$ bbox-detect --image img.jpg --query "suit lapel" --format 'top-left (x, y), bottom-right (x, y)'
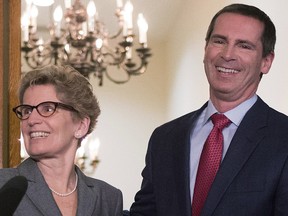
top-left (172, 104), bottom-right (208, 215)
top-left (201, 98), bottom-right (269, 216)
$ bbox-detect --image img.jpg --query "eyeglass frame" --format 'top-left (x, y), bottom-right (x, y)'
top-left (12, 101), bottom-right (78, 120)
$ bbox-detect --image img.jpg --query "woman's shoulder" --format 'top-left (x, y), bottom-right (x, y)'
top-left (0, 168), bottom-right (19, 186)
top-left (76, 167), bottom-right (122, 196)
top-left (86, 176), bottom-right (121, 194)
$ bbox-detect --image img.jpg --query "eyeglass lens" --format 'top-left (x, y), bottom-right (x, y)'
top-left (13, 101), bottom-right (77, 120)
top-left (14, 102), bottom-right (58, 120)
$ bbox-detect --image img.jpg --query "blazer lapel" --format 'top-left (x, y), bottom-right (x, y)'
top-left (201, 98), bottom-right (269, 216)
top-left (76, 167), bottom-right (98, 215)
top-left (18, 158), bottom-right (62, 215)
top-left (18, 159), bottom-right (98, 215)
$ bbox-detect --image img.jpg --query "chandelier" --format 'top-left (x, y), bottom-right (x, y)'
top-left (21, 0), bottom-right (152, 85)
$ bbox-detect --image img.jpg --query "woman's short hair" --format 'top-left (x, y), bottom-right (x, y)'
top-left (19, 65), bottom-right (100, 136)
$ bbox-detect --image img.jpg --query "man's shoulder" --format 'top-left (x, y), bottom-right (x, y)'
top-left (257, 97), bottom-right (288, 124)
top-left (152, 109), bottom-right (204, 138)
top-left (158, 102), bottom-right (208, 130)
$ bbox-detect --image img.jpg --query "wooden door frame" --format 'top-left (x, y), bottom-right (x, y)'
top-left (0, 0), bottom-right (21, 168)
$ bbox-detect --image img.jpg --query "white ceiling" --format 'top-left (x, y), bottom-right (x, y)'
top-left (22, 0), bottom-right (183, 42)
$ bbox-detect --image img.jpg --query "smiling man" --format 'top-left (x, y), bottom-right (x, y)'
top-left (130, 4), bottom-right (288, 216)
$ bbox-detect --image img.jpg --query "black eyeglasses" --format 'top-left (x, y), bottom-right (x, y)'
top-left (12, 101), bottom-right (78, 120)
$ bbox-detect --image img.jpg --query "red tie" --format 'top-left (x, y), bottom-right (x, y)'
top-left (192, 113), bottom-right (231, 216)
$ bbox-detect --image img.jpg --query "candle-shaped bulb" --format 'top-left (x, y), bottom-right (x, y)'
top-left (116, 0), bottom-right (123, 8)
top-left (21, 13), bottom-right (29, 28)
top-left (36, 37), bottom-right (44, 45)
top-left (87, 0), bottom-right (96, 17)
top-left (126, 47), bottom-right (132, 59)
top-left (64, 0), bottom-right (72, 8)
top-left (25, 0), bottom-right (33, 6)
top-left (82, 22), bottom-right (88, 36)
top-left (53, 6), bottom-right (63, 37)
top-left (88, 138), bottom-right (101, 160)
top-left (53, 6), bottom-right (63, 22)
top-left (21, 12), bottom-right (30, 42)
top-left (137, 13), bottom-right (148, 44)
top-left (64, 44), bottom-right (70, 53)
top-left (76, 145), bottom-right (85, 158)
top-left (124, 0), bottom-right (133, 30)
top-left (30, 5), bottom-right (39, 18)
top-left (30, 4), bottom-right (38, 33)
top-left (36, 38), bottom-right (44, 52)
top-left (87, 0), bottom-right (97, 32)
top-left (32, 0), bottom-right (54, 7)
top-left (95, 38), bottom-right (103, 49)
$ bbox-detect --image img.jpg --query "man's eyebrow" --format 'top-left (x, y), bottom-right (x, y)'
top-left (210, 34), bottom-right (257, 48)
top-left (235, 39), bottom-right (257, 48)
top-left (210, 34), bottom-right (227, 40)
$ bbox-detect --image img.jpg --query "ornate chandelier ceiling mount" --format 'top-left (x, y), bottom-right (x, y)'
top-left (21, 0), bottom-right (152, 86)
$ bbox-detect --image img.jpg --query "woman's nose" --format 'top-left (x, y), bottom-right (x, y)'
top-left (27, 109), bottom-right (42, 126)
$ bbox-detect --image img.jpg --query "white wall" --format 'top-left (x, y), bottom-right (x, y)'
top-left (89, 39), bottom-right (169, 209)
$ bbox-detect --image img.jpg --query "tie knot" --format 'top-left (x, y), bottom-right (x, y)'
top-left (211, 113), bottom-right (231, 130)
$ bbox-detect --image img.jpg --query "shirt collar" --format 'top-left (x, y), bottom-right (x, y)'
top-left (204, 94), bottom-right (258, 126)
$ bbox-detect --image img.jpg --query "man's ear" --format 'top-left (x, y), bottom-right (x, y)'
top-left (261, 52), bottom-right (274, 75)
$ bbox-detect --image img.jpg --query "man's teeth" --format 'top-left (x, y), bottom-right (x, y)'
top-left (30, 132), bottom-right (49, 138)
top-left (216, 67), bottom-right (239, 73)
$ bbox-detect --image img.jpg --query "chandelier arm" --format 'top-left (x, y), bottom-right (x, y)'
top-left (103, 56), bottom-right (149, 85)
top-left (22, 38), bottom-right (62, 69)
top-left (104, 68), bottom-right (131, 84)
top-left (121, 48), bottom-right (152, 75)
top-left (24, 51), bottom-right (45, 69)
top-left (41, 50), bottom-right (56, 66)
top-left (123, 61), bottom-right (148, 75)
top-left (22, 45), bottom-right (41, 69)
top-left (41, 53), bottom-right (63, 68)
top-left (24, 57), bottom-right (39, 69)
top-left (103, 51), bottom-right (126, 66)
top-left (107, 26), bottom-right (123, 40)
top-left (107, 8), bottom-right (124, 39)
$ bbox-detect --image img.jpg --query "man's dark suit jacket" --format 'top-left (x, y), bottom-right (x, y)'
top-left (0, 158), bottom-right (123, 216)
top-left (130, 97), bottom-right (288, 216)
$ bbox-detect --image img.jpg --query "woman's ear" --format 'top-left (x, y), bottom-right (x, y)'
top-left (74, 117), bottom-right (90, 139)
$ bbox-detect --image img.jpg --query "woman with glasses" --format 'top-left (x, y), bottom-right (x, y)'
top-left (0, 65), bottom-right (123, 215)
